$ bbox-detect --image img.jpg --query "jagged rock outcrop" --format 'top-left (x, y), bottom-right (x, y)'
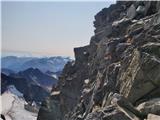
top-left (38, 1), bottom-right (160, 120)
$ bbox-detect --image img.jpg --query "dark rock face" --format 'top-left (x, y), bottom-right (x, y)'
top-left (38, 1), bottom-right (160, 120)
top-left (37, 96), bottom-right (62, 120)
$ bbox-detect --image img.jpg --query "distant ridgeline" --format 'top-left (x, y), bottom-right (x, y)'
top-left (37, 1), bottom-right (160, 120)
top-left (1, 56), bottom-right (72, 73)
top-left (1, 56), bottom-right (72, 104)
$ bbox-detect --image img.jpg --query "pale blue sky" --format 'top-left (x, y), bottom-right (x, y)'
top-left (2, 1), bottom-right (115, 57)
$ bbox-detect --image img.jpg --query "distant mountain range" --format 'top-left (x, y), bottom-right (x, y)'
top-left (1, 56), bottom-right (72, 73)
top-left (1, 56), bottom-right (72, 103)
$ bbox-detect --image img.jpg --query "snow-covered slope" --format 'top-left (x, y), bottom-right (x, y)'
top-left (1, 56), bottom-right (72, 73)
top-left (1, 85), bottom-right (37, 120)
top-left (6, 85), bottom-right (23, 97)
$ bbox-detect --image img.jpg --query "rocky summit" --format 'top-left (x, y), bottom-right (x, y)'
top-left (37, 1), bottom-right (160, 120)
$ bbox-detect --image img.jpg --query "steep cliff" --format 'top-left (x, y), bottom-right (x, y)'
top-left (38, 1), bottom-right (160, 120)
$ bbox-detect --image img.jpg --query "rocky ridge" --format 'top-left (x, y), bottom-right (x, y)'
top-left (38, 1), bottom-right (160, 120)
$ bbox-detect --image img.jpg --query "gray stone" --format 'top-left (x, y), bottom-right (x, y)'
top-left (153, 12), bottom-right (160, 25)
top-left (111, 93), bottom-right (143, 120)
top-left (147, 114), bottom-right (160, 120)
top-left (137, 98), bottom-right (160, 116)
top-left (119, 49), bottom-right (160, 104)
top-left (116, 43), bottom-right (130, 56)
top-left (127, 4), bottom-right (136, 19)
top-left (136, 6), bottom-right (145, 14)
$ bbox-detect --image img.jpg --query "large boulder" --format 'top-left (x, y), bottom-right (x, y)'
top-left (118, 48), bottom-right (160, 104)
top-left (127, 4), bottom-right (136, 19)
top-left (111, 93), bottom-right (144, 120)
top-left (147, 114), bottom-right (160, 120)
top-left (137, 98), bottom-right (160, 116)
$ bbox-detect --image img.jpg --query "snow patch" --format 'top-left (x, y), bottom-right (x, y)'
top-left (51, 91), bottom-right (61, 96)
top-left (1, 87), bottom-right (37, 120)
top-left (52, 74), bottom-right (58, 79)
top-left (84, 79), bottom-right (89, 84)
top-left (7, 85), bottom-right (23, 97)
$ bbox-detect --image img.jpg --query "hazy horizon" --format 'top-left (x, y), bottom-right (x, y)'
top-left (2, 1), bottom-right (116, 57)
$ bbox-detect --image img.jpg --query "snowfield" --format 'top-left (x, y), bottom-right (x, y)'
top-left (1, 85), bottom-right (37, 120)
